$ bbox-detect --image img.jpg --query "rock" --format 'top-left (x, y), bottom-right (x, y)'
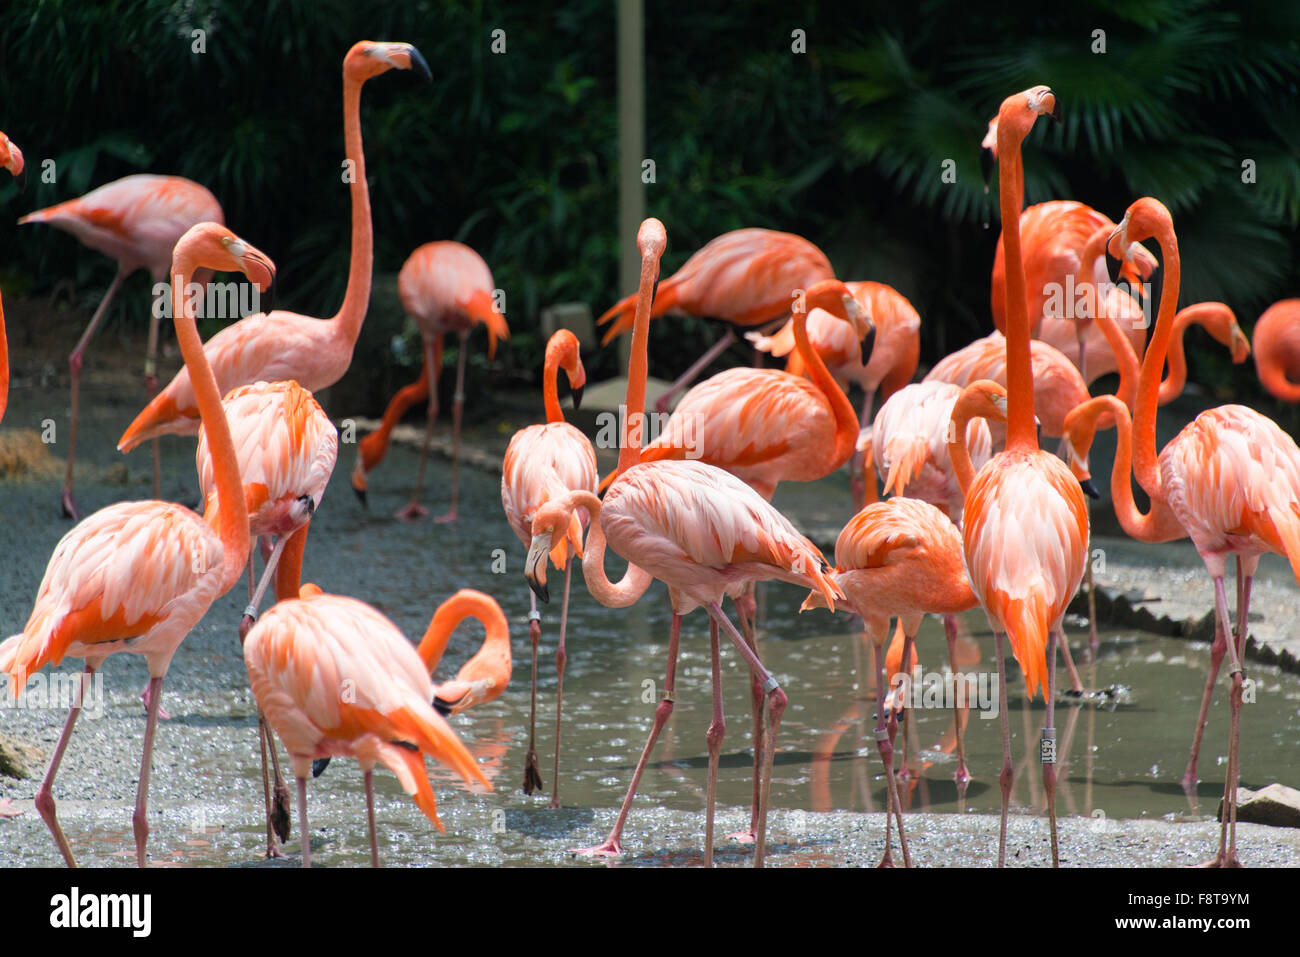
top-left (1220, 783), bottom-right (1300, 829)
top-left (0, 732), bottom-right (43, 780)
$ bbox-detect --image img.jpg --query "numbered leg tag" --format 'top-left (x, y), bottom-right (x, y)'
top-left (1040, 729), bottom-right (1057, 765)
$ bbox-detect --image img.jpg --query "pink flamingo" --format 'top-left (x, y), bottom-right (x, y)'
top-left (118, 41), bottom-right (430, 453)
top-left (243, 589), bottom-right (491, 868)
top-left (965, 87), bottom-right (1090, 868)
top-left (525, 219), bottom-right (843, 867)
top-left (1252, 299), bottom-right (1300, 403)
top-left (19, 174), bottom-right (223, 517)
top-left (1078, 197), bottom-right (1300, 865)
top-left (419, 589), bottom-right (513, 716)
top-left (0, 222), bottom-right (272, 867)
top-left (596, 227), bottom-right (851, 413)
top-left (501, 328), bottom-right (597, 804)
top-left (352, 241), bottom-right (509, 522)
top-left (0, 131), bottom-right (23, 424)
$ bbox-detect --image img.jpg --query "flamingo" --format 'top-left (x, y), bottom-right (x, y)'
top-left (501, 329), bottom-right (597, 804)
top-left (1082, 197), bottom-right (1300, 865)
top-left (748, 281), bottom-right (921, 507)
top-left (195, 378), bottom-right (338, 856)
top-left (352, 241), bottom-right (510, 522)
top-left (418, 589), bottom-right (513, 717)
top-left (19, 174), bottom-right (223, 518)
top-left (965, 86), bottom-right (1090, 868)
top-left (1252, 299), bottom-right (1300, 403)
top-left (242, 590), bottom-right (492, 868)
top-left (117, 41), bottom-right (430, 453)
top-left (525, 218), bottom-right (843, 868)
top-left (0, 131), bottom-right (23, 425)
top-left (595, 227), bottom-right (851, 413)
top-left (0, 222), bottom-right (272, 867)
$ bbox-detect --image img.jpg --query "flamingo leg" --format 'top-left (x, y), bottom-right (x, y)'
top-left (256, 713), bottom-right (282, 859)
top-left (1181, 564), bottom-right (1235, 799)
top-left (943, 613), bottom-right (971, 803)
top-left (874, 637), bottom-right (912, 867)
top-left (398, 335), bottom-right (439, 522)
top-left (573, 613), bottom-right (682, 857)
top-left (707, 601), bottom-right (786, 869)
top-left (849, 390), bottom-right (877, 510)
top-left (133, 675), bottom-right (165, 867)
top-left (34, 663), bottom-right (97, 867)
top-left (1225, 569), bottom-right (1252, 865)
top-left (654, 328), bottom-right (737, 415)
top-left (240, 534), bottom-right (290, 639)
top-left (1057, 628), bottom-right (1084, 696)
top-left (144, 302), bottom-right (162, 500)
top-left (62, 269), bottom-right (127, 520)
top-left (549, 558), bottom-right (572, 809)
top-left (435, 330), bottom-right (468, 524)
top-left (1207, 574), bottom-right (1246, 867)
top-left (895, 630), bottom-right (916, 784)
top-left (297, 776), bottom-right (311, 868)
top-left (726, 589), bottom-right (765, 845)
top-left (704, 617), bottom-right (724, 868)
top-left (1084, 558), bottom-right (1100, 662)
top-left (364, 769), bottom-right (380, 867)
top-left (522, 591), bottom-right (544, 795)
top-left (1043, 630), bottom-right (1060, 867)
top-left (994, 630), bottom-right (1013, 867)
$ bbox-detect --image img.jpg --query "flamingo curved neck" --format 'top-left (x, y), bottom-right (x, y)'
top-left (417, 594), bottom-right (509, 674)
top-left (1081, 396), bottom-right (1184, 543)
top-left (330, 71), bottom-right (374, 349)
top-left (543, 348), bottom-right (567, 425)
top-left (0, 291), bottom-right (8, 424)
top-left (949, 393), bottom-right (990, 495)
top-left (618, 255), bottom-right (661, 474)
top-left (173, 257), bottom-right (250, 592)
top-left (1132, 220), bottom-right (1181, 497)
top-left (1158, 304), bottom-right (1223, 404)
top-left (793, 306), bottom-right (859, 468)
top-left (567, 490), bottom-right (654, 607)
top-left (996, 116), bottom-right (1036, 451)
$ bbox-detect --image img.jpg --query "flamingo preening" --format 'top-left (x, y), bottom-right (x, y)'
top-left (19, 174), bottom-right (223, 518)
top-left (525, 219), bottom-right (843, 867)
top-left (0, 222), bottom-right (272, 867)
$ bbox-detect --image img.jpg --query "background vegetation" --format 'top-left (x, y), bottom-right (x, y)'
top-left (0, 0), bottom-right (1296, 417)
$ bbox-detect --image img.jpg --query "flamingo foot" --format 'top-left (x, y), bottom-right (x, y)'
top-left (726, 829), bottom-right (757, 845)
top-left (876, 850), bottom-right (896, 868)
top-left (61, 488), bottom-right (80, 522)
top-left (522, 748), bottom-right (545, 796)
top-left (1197, 852), bottom-right (1242, 868)
top-left (395, 502), bottom-right (429, 522)
top-left (265, 840), bottom-right (283, 860)
top-left (433, 509), bottom-right (458, 524)
top-left (271, 780), bottom-right (292, 844)
top-left (572, 838), bottom-right (623, 858)
top-left (140, 684), bottom-right (170, 721)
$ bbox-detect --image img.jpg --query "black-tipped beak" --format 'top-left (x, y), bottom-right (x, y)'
top-left (1080, 477), bottom-right (1099, 499)
top-left (432, 696), bottom-right (452, 717)
top-left (528, 575), bottom-right (550, 605)
top-left (353, 485), bottom-right (368, 508)
top-left (409, 45), bottom-right (432, 83)
top-left (262, 276), bottom-right (275, 316)
top-left (571, 383), bottom-right (584, 412)
top-left (980, 148), bottom-right (994, 192)
top-left (1049, 99), bottom-right (1063, 124)
top-left (860, 322), bottom-right (877, 365)
top-left (312, 757), bottom-right (331, 778)
top-left (298, 494), bottom-right (316, 516)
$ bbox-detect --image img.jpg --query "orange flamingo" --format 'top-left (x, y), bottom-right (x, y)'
top-left (748, 281), bottom-right (921, 507)
top-left (0, 222), bottom-right (273, 867)
top-left (525, 219), bottom-right (843, 867)
top-left (596, 227), bottom-right (850, 413)
top-left (352, 241), bottom-right (510, 522)
top-left (1252, 299), bottom-right (1300, 403)
top-left (19, 174), bottom-right (223, 518)
top-left (965, 87), bottom-right (1089, 868)
top-left (1076, 197), bottom-right (1300, 865)
top-left (118, 41), bottom-right (430, 453)
top-left (501, 329), bottom-right (597, 804)
top-left (0, 131), bottom-right (23, 425)
top-left (195, 377), bottom-right (337, 856)
top-left (418, 589), bottom-right (513, 716)
top-left (243, 590), bottom-right (491, 868)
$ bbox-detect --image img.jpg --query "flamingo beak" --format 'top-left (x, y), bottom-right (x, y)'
top-left (408, 45), bottom-right (432, 83)
top-left (1080, 477), bottom-right (1099, 499)
top-left (312, 757), bottom-right (330, 777)
top-left (571, 383), bottom-right (584, 411)
top-left (525, 533), bottom-right (551, 603)
top-left (859, 320), bottom-right (877, 364)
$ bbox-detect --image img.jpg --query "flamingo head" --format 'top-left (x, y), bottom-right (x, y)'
top-left (1061, 398), bottom-right (1120, 500)
top-left (1200, 304), bottom-right (1251, 364)
top-left (524, 498), bottom-right (578, 603)
top-left (805, 279), bottom-right (875, 351)
top-left (1107, 198), bottom-right (1173, 279)
top-left (350, 451), bottom-right (371, 506)
top-left (174, 223), bottom-right (275, 297)
top-left (345, 41), bottom-right (432, 83)
top-left (995, 85), bottom-right (1058, 148)
top-left (546, 329), bottom-right (587, 410)
top-left (0, 132), bottom-right (24, 191)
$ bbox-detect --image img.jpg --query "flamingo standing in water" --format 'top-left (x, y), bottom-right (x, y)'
top-left (118, 41), bottom-right (430, 453)
top-left (352, 241), bottom-right (509, 522)
top-left (1253, 299), bottom-right (1300, 403)
top-left (19, 174), bottom-right (223, 518)
top-left (596, 227), bottom-right (852, 413)
top-left (195, 377), bottom-right (338, 857)
top-left (965, 86), bottom-right (1089, 868)
top-left (525, 219), bottom-right (843, 868)
top-left (0, 131), bottom-right (24, 424)
top-left (748, 281), bottom-right (921, 508)
top-left (501, 329), bottom-right (597, 804)
top-left (1071, 197), bottom-right (1300, 866)
top-left (0, 222), bottom-right (272, 867)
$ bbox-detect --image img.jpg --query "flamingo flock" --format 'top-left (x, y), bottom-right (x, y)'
top-left (1, 60), bottom-right (1299, 875)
